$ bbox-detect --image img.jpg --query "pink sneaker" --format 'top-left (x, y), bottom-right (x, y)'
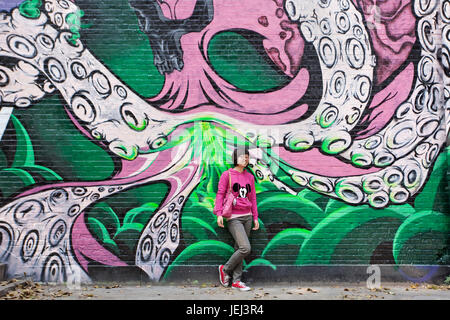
top-left (218, 265), bottom-right (230, 287)
top-left (231, 281), bottom-right (251, 291)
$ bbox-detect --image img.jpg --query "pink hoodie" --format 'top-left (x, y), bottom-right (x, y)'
top-left (214, 168), bottom-right (258, 220)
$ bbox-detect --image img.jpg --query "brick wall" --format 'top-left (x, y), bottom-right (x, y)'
top-left (0, 0), bottom-right (448, 284)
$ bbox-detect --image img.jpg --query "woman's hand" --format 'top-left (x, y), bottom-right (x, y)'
top-left (252, 219), bottom-right (260, 231)
top-left (217, 215), bottom-right (224, 228)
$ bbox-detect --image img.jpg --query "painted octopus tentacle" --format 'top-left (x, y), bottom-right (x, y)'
top-left (135, 146), bottom-right (203, 281)
top-left (440, 0), bottom-right (450, 135)
top-left (287, 116), bottom-right (446, 207)
top-left (0, 181), bottom-right (129, 282)
top-left (0, 2), bottom-right (280, 160)
top-left (0, 58), bottom-right (53, 107)
top-left (0, 138), bottom-right (195, 282)
top-left (123, 0), bottom-right (376, 155)
top-left (0, 0), bottom-right (375, 160)
top-left (248, 147), bottom-right (297, 195)
top-left (282, 0), bottom-right (375, 155)
top-left (0, 0), bottom-right (446, 284)
top-left (338, 0), bottom-right (448, 168)
top-left (0, 5), bottom-right (175, 160)
top-left (245, 0), bottom-right (447, 208)
top-left (244, 117), bottom-right (445, 208)
top-left (243, 2), bottom-right (449, 208)
top-left (301, 0), bottom-right (447, 207)
top-left (0, 1), bottom-right (262, 160)
top-left (0, 1), bottom-right (229, 282)
top-left (43, 0), bottom-right (78, 29)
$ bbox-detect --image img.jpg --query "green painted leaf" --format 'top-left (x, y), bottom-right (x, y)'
top-left (0, 168), bottom-right (34, 198)
top-left (254, 181), bottom-right (273, 193)
top-left (116, 222), bottom-right (144, 236)
top-left (10, 115), bottom-right (34, 167)
top-left (414, 152), bottom-right (447, 211)
top-left (262, 228), bottom-right (310, 258)
top-left (0, 150), bottom-right (8, 169)
top-left (199, 196), bottom-right (216, 211)
top-left (296, 206), bottom-right (409, 265)
top-left (393, 210), bottom-right (450, 264)
top-left (244, 258), bottom-right (277, 271)
top-left (324, 198), bottom-right (352, 215)
top-left (181, 216), bottom-right (218, 240)
top-left (188, 191), bottom-right (200, 203)
top-left (113, 228), bottom-right (141, 252)
top-left (297, 188), bottom-right (323, 202)
top-left (87, 217), bottom-right (108, 241)
top-left (88, 202), bottom-right (120, 237)
top-left (2, 168), bottom-right (35, 185)
top-left (205, 165), bottom-right (222, 195)
top-left (258, 191), bottom-right (325, 229)
top-left (87, 217), bottom-right (119, 255)
top-left (17, 165), bottom-right (62, 181)
top-left (183, 202), bottom-right (217, 229)
top-left (164, 240), bottom-right (234, 278)
top-left (249, 218), bottom-right (268, 257)
top-left (330, 217), bottom-right (403, 264)
top-left (122, 203), bottom-right (157, 226)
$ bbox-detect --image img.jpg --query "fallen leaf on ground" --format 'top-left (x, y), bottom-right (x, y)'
top-left (286, 288), bottom-right (320, 295)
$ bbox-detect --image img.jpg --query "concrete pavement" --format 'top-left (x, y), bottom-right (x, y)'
top-left (1, 279), bottom-right (449, 300)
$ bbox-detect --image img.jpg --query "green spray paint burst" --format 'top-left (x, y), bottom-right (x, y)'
top-left (66, 9), bottom-right (90, 45)
top-left (19, 0), bottom-right (42, 19)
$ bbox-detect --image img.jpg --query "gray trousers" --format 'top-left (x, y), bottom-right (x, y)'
top-left (223, 215), bottom-right (252, 283)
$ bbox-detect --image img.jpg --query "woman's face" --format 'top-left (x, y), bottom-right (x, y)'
top-left (237, 154), bottom-right (249, 167)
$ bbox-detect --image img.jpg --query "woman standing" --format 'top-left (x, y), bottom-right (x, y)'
top-left (213, 147), bottom-right (259, 291)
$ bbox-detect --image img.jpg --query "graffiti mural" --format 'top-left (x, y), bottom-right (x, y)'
top-left (0, 0), bottom-right (448, 283)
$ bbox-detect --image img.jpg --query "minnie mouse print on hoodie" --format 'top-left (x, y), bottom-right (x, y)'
top-left (213, 168), bottom-right (258, 221)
